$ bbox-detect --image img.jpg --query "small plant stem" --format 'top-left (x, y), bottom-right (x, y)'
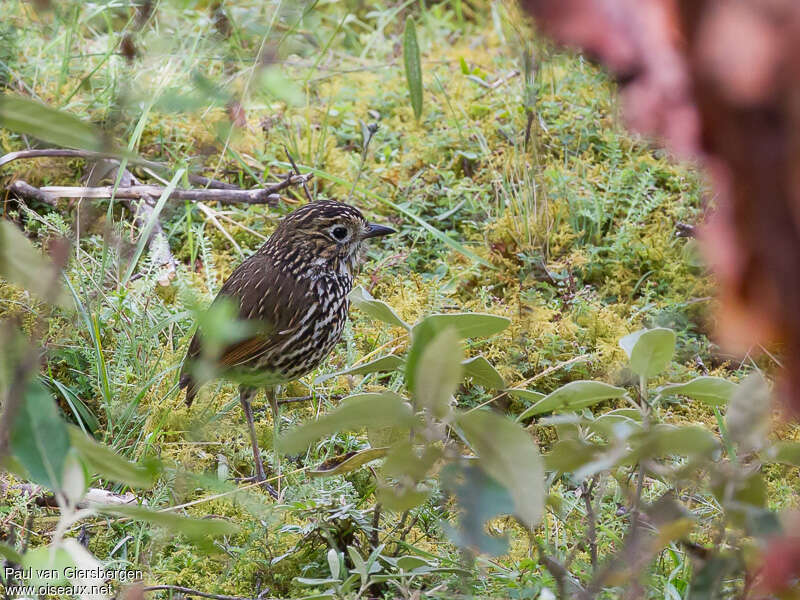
top-left (714, 407), bottom-right (738, 464)
top-left (346, 123), bottom-right (379, 202)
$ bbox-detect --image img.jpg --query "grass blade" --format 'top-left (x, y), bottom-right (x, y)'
top-left (121, 168), bottom-right (184, 286)
top-left (0, 94), bottom-right (105, 151)
top-left (403, 17), bottom-right (423, 120)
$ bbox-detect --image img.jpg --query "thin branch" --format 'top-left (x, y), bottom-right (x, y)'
top-left (582, 478), bottom-right (599, 573)
top-left (12, 182), bottom-right (280, 204)
top-left (5, 180), bottom-right (57, 206)
top-left (142, 585), bottom-right (254, 600)
top-left (284, 147), bottom-right (313, 203)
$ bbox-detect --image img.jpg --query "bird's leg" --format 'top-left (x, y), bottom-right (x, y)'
top-left (239, 385), bottom-right (278, 499)
top-left (266, 385), bottom-right (282, 498)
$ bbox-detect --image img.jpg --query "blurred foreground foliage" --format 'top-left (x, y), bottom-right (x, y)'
top-left (1, 1), bottom-right (798, 599)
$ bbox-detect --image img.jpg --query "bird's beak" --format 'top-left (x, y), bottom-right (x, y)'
top-left (361, 223), bottom-right (396, 239)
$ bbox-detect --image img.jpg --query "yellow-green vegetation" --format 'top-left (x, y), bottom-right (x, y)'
top-left (1, 2), bottom-right (798, 599)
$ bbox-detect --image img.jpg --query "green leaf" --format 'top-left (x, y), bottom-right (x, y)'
top-left (457, 410), bottom-right (544, 530)
top-left (657, 376), bottom-right (737, 407)
top-left (349, 286), bottom-right (409, 329)
top-left (442, 464), bottom-right (514, 555)
top-left (414, 327), bottom-right (462, 418)
top-left (506, 389), bottom-right (546, 403)
top-left (279, 392), bottom-right (415, 454)
top-left (397, 556), bottom-right (431, 571)
top-left (462, 356), bottom-right (505, 388)
top-left (0, 541), bottom-right (22, 564)
top-left (632, 425), bottom-right (719, 461)
top-left (403, 17), bottom-right (423, 120)
top-left (0, 221), bottom-right (70, 308)
top-left (0, 94), bottom-right (105, 151)
top-left (414, 313), bottom-right (511, 340)
top-left (544, 438), bottom-right (602, 473)
top-left (327, 548), bottom-right (340, 580)
top-left (22, 546), bottom-right (73, 586)
top-left (619, 328), bottom-right (676, 378)
top-left (314, 355), bottom-right (404, 384)
top-left (516, 381), bottom-right (627, 421)
top-left (10, 379), bottom-right (71, 490)
top-left (309, 447), bottom-right (390, 477)
top-left (406, 313), bottom-right (509, 392)
top-left (68, 426), bottom-right (158, 488)
top-left (726, 374), bottom-right (771, 454)
top-left (764, 441), bottom-right (800, 466)
top-left (99, 504), bottom-right (238, 541)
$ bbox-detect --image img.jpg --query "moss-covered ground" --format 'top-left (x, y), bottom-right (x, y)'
top-left (1, 1), bottom-right (798, 598)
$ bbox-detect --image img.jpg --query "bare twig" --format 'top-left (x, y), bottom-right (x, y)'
top-left (8, 178), bottom-right (311, 205)
top-left (284, 147), bottom-right (313, 203)
top-left (5, 180), bottom-right (57, 206)
top-left (142, 585), bottom-right (253, 600)
top-left (86, 160), bottom-right (178, 286)
top-left (582, 478), bottom-right (599, 573)
top-left (370, 499), bottom-right (381, 549)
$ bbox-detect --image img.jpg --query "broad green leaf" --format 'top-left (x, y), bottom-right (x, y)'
top-left (619, 328), bottom-right (676, 378)
top-left (279, 392), bottom-right (415, 454)
top-left (403, 17), bottom-right (423, 120)
top-left (10, 379), bottom-right (71, 490)
top-left (0, 221), bottom-right (70, 307)
top-left (327, 548), bottom-right (340, 580)
top-left (309, 447), bottom-right (390, 477)
top-left (69, 426), bottom-right (158, 488)
top-left (632, 425), bottom-right (719, 461)
top-left (0, 95), bottom-right (105, 151)
top-left (658, 376), bottom-right (737, 407)
top-left (544, 438), bottom-right (603, 473)
top-left (457, 410), bottom-right (544, 529)
top-left (396, 556), bottom-right (431, 571)
top-left (506, 389), bottom-right (546, 403)
top-left (100, 504), bottom-right (238, 541)
top-left (0, 541), bottom-right (22, 564)
top-left (726, 374), bottom-right (770, 454)
top-left (406, 313), bottom-right (510, 392)
top-left (442, 464), bottom-right (514, 555)
top-left (349, 286), bottom-right (409, 329)
top-left (414, 313), bottom-right (511, 340)
top-left (764, 441), bottom-right (800, 466)
top-left (516, 381), bottom-right (627, 421)
top-left (414, 327), bottom-right (462, 418)
top-left (22, 546), bottom-right (73, 586)
top-left (315, 355), bottom-right (404, 384)
top-left (377, 481), bottom-right (432, 512)
top-left (462, 356), bottom-right (505, 388)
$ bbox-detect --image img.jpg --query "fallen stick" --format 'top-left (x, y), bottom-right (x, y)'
top-left (10, 178), bottom-right (311, 205)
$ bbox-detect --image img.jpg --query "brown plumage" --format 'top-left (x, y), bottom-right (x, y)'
top-left (178, 200), bottom-right (395, 493)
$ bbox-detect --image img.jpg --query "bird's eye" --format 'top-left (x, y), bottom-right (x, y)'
top-left (331, 226), bottom-right (349, 241)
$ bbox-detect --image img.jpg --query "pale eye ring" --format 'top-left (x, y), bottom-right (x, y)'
top-left (331, 226), bottom-right (349, 241)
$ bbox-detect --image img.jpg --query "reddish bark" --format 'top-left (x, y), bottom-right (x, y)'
top-left (521, 0), bottom-right (800, 415)
top-left (520, 1), bottom-right (800, 589)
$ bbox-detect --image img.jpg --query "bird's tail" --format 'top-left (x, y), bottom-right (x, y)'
top-left (178, 371), bottom-right (199, 407)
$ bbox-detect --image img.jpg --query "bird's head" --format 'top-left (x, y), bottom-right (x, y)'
top-left (266, 200), bottom-right (395, 276)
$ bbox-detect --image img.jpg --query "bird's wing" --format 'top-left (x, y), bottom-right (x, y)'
top-left (181, 253), bottom-right (313, 378)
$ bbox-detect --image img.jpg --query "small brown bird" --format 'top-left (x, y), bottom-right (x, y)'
top-left (179, 200), bottom-right (395, 496)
